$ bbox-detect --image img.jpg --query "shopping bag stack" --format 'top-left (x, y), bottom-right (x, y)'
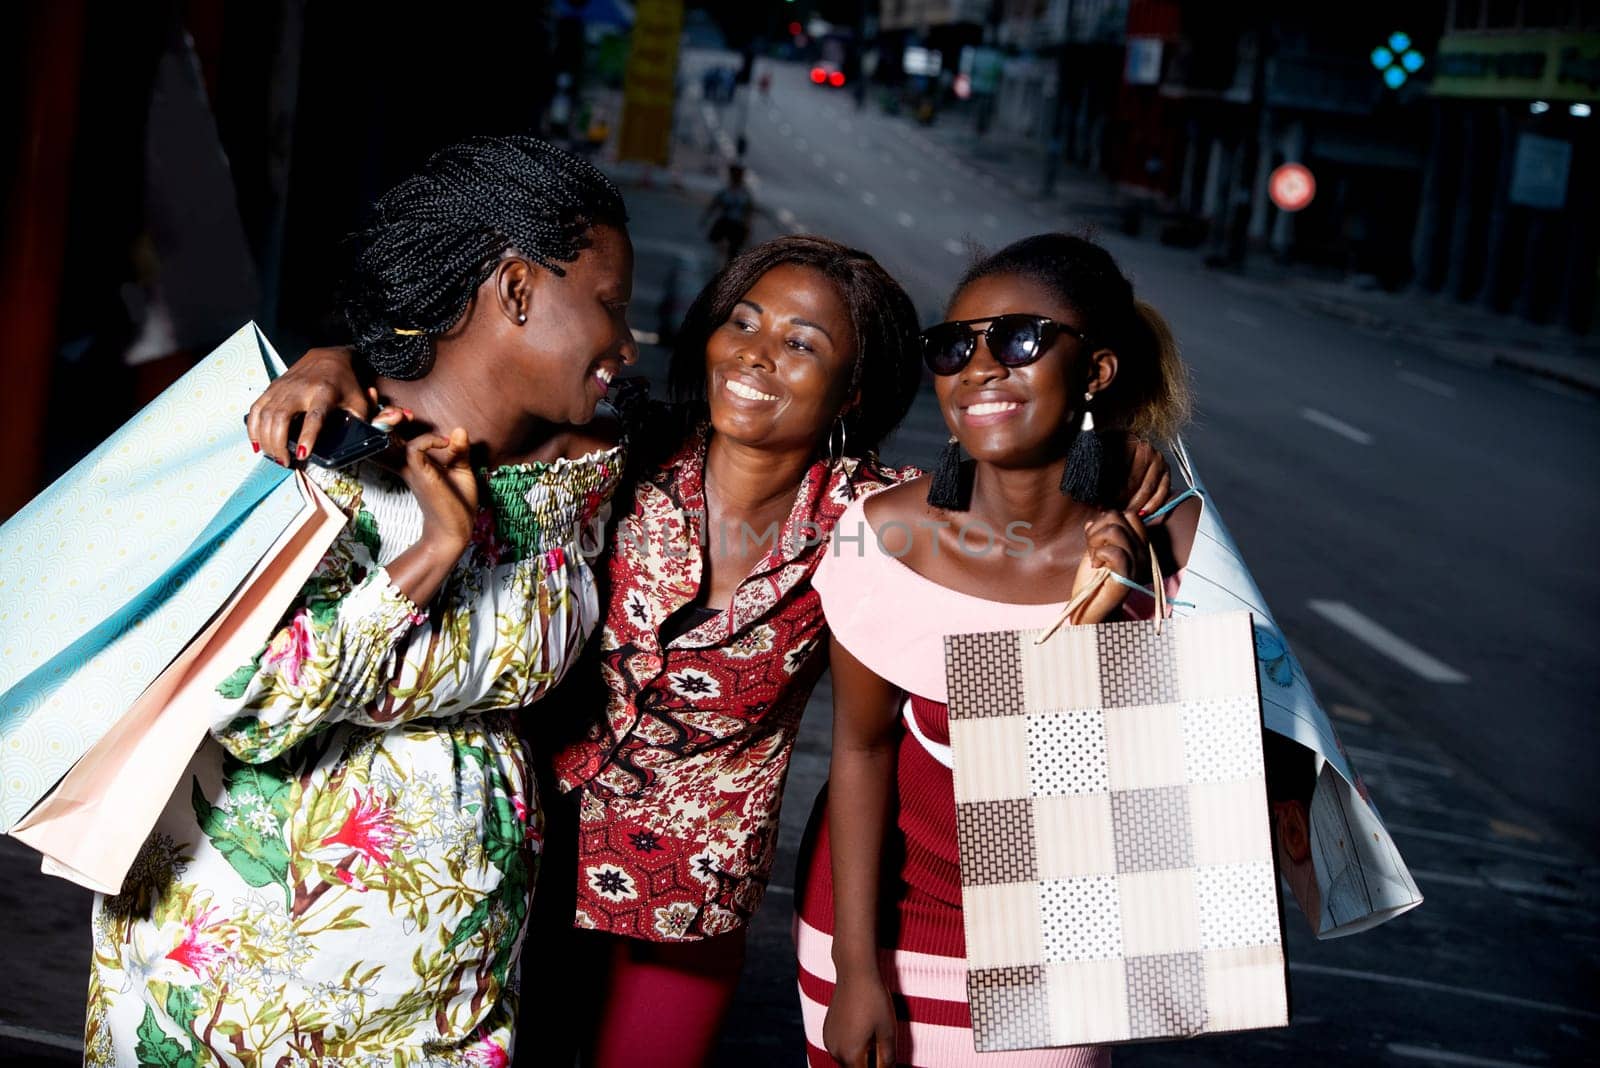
top-left (0, 323), bottom-right (347, 893)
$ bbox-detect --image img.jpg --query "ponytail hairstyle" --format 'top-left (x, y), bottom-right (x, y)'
top-left (954, 233), bottom-right (1191, 442)
top-left (668, 235), bottom-right (923, 459)
top-left (342, 135), bottom-right (628, 379)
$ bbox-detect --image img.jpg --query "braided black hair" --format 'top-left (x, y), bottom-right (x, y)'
top-left (343, 135), bottom-right (627, 379)
top-left (668, 236), bottom-right (922, 459)
top-left (957, 233), bottom-right (1191, 441)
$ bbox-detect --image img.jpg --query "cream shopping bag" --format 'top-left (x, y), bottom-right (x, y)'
top-left (10, 471), bottom-right (346, 894)
top-left (945, 570), bottom-right (1287, 1051)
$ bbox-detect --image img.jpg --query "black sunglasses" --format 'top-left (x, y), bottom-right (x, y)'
top-left (919, 314), bottom-right (1091, 376)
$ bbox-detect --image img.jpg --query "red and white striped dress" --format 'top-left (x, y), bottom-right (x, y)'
top-left (795, 497), bottom-right (1109, 1067)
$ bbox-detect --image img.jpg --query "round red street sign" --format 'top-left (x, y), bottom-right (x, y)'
top-left (1269, 163), bottom-right (1316, 213)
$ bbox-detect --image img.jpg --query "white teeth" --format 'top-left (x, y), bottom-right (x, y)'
top-left (727, 380), bottom-right (778, 402)
top-left (595, 368), bottom-right (614, 385)
top-left (967, 401), bottom-right (1022, 416)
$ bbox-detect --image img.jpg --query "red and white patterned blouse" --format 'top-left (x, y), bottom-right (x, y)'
top-left (553, 426), bottom-right (917, 941)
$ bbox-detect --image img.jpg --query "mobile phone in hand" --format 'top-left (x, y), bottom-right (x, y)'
top-left (243, 410), bottom-right (391, 469)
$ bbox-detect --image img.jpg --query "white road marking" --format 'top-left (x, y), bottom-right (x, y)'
top-left (1290, 963), bottom-right (1600, 1022)
top-left (1529, 377), bottom-right (1595, 402)
top-left (943, 239), bottom-right (966, 256)
top-left (777, 208), bottom-right (796, 225)
top-left (1384, 823), bottom-right (1575, 866)
top-left (1299, 407), bottom-right (1373, 444)
top-left (982, 213), bottom-right (999, 228)
top-left (833, 171), bottom-right (849, 186)
top-left (1306, 601), bottom-right (1468, 683)
top-left (1398, 370), bottom-right (1458, 398)
top-left (897, 211), bottom-right (916, 228)
top-left (787, 220), bottom-right (807, 233)
top-left (1226, 308), bottom-right (1263, 328)
top-left (629, 327), bottom-right (660, 346)
top-left (1407, 868), bottom-right (1486, 889)
top-left (0, 1023), bottom-right (80, 1052)
top-left (1343, 745), bottom-right (1456, 778)
top-left (861, 191), bottom-right (878, 206)
top-left (701, 104), bottom-right (718, 128)
top-left (1387, 1044), bottom-right (1539, 1067)
top-left (1330, 702), bottom-right (1374, 724)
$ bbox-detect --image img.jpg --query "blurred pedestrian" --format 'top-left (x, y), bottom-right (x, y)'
top-left (704, 163), bottom-right (755, 265)
top-left (86, 137), bottom-right (634, 1066)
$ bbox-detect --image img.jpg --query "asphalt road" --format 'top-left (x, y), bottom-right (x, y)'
top-left (679, 53), bottom-right (1600, 1067)
top-left (1, 51), bottom-right (1595, 1068)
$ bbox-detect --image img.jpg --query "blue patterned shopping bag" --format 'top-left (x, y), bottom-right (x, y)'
top-left (0, 323), bottom-right (300, 828)
top-left (1160, 440), bottom-right (1423, 937)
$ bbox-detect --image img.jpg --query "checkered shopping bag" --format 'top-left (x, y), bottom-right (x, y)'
top-left (945, 606), bottom-right (1288, 1051)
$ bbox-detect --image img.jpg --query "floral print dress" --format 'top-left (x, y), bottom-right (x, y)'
top-left (86, 448), bottom-right (620, 1068)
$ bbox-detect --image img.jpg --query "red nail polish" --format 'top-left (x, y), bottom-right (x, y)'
top-left (403, 409), bottom-right (414, 420)
top-left (296, 445), bottom-right (309, 460)
top-left (251, 442), bottom-right (260, 453)
top-left (1138, 508), bottom-right (1149, 516)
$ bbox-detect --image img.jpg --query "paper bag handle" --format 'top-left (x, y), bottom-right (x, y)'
top-left (1036, 542), bottom-right (1167, 645)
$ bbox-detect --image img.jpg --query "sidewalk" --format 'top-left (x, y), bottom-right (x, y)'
top-left (912, 109), bottom-right (1600, 395)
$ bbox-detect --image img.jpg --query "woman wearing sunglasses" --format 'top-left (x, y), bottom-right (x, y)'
top-left (797, 233), bottom-right (1190, 1067)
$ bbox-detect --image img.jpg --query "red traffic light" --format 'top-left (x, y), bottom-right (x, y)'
top-left (828, 71), bottom-right (846, 87)
top-left (789, 22), bottom-right (802, 35)
top-left (810, 67), bottom-right (826, 84)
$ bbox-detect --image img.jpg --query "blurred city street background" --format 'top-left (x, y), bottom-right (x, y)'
top-left (2, 2), bottom-right (1598, 1065)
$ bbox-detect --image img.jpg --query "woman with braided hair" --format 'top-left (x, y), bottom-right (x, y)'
top-left (85, 136), bottom-right (634, 1066)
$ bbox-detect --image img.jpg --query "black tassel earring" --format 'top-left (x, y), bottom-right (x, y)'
top-left (1060, 392), bottom-right (1106, 505)
top-left (927, 435), bottom-right (970, 510)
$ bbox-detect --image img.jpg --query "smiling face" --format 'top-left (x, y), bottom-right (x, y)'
top-left (509, 222), bottom-right (637, 424)
top-left (703, 263), bottom-right (859, 453)
top-left (934, 272), bottom-right (1115, 468)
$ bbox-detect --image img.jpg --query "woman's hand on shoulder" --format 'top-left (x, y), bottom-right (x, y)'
top-left (1070, 508), bottom-right (1150, 625)
top-left (1121, 437), bottom-right (1172, 517)
top-left (246, 345), bottom-right (378, 466)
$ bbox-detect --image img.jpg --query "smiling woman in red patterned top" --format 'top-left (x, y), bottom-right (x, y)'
top-left (543, 237), bottom-right (926, 1065)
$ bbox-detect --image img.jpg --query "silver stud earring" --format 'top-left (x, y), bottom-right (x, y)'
top-left (517, 312), bottom-right (527, 324)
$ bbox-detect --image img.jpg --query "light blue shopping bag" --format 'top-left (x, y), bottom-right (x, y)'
top-left (1161, 439), bottom-right (1423, 937)
top-left (0, 323), bottom-right (306, 828)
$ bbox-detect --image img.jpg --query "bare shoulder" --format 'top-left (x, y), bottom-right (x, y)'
top-left (559, 406), bottom-right (625, 461)
top-left (861, 476), bottom-right (933, 527)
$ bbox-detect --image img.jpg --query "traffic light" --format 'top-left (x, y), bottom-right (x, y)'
top-left (1371, 32), bottom-right (1425, 89)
